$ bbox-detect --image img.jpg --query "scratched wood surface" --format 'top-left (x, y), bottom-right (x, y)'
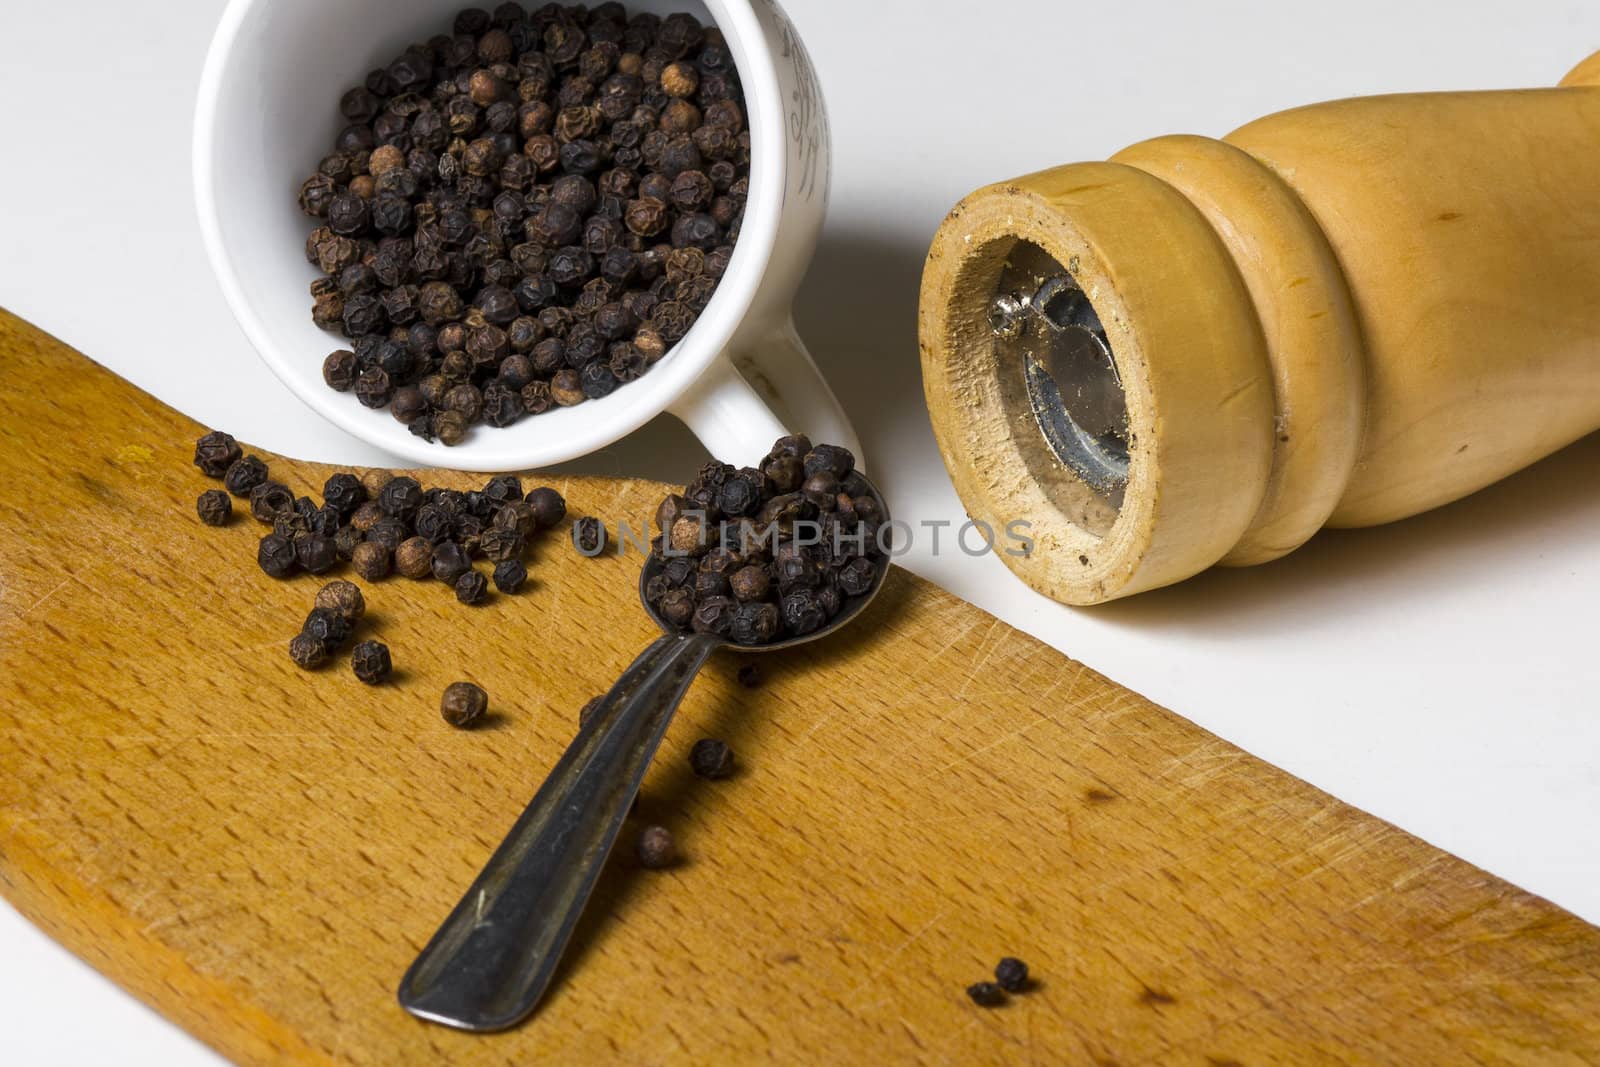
top-left (2, 309), bottom-right (1599, 1065)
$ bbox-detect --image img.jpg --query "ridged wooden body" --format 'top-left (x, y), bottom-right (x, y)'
top-left (921, 53), bottom-right (1600, 603)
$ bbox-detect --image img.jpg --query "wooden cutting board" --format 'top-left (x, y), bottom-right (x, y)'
top-left (2, 309), bottom-right (1598, 1065)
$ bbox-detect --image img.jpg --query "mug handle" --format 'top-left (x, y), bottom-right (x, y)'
top-left (667, 316), bottom-right (864, 467)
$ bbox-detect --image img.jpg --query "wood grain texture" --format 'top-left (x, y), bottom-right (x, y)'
top-left (1, 308), bottom-right (1598, 1064)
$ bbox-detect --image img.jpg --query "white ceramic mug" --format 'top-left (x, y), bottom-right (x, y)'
top-left (194, 0), bottom-right (860, 472)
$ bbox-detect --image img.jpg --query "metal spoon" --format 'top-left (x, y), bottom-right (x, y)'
top-left (397, 472), bottom-right (891, 1032)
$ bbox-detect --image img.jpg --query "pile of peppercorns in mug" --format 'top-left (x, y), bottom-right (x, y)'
top-left (641, 435), bottom-right (888, 646)
top-left (299, 2), bottom-right (748, 445)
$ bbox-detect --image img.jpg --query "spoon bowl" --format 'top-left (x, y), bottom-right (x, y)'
top-left (400, 470), bottom-right (891, 1031)
top-left (636, 468), bottom-right (893, 651)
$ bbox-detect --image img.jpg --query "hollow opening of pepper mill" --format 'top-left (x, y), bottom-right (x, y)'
top-left (988, 240), bottom-right (1129, 510)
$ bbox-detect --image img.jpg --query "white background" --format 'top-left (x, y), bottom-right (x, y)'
top-left (3, 1), bottom-right (1599, 1062)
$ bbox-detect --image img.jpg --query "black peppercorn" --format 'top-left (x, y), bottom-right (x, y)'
top-left (221, 455), bottom-right (269, 497)
top-left (775, 554), bottom-right (819, 593)
top-left (193, 430), bottom-right (242, 478)
top-left (360, 469), bottom-right (392, 498)
top-left (492, 558), bottom-right (528, 593)
top-left (716, 469), bottom-right (764, 518)
top-left (366, 516), bottom-right (409, 552)
top-left (636, 825), bottom-right (676, 869)
top-left (804, 444), bottom-right (855, 479)
top-left (435, 409), bottom-right (470, 445)
top-left (431, 541), bottom-right (473, 584)
top-left (354, 365), bottom-right (393, 408)
top-left (441, 680), bottom-right (488, 727)
top-left (413, 503), bottom-right (456, 544)
top-left (391, 385), bottom-right (429, 424)
top-left (550, 368), bottom-right (586, 406)
top-left (691, 595), bottom-right (738, 636)
top-left (572, 516), bottom-right (605, 555)
top-left (247, 481), bottom-right (293, 523)
top-left (660, 61), bottom-right (699, 99)
top-left (658, 587), bottom-right (695, 627)
top-left (689, 738), bottom-right (734, 779)
top-left (455, 569), bottom-right (490, 604)
top-left (494, 499), bottom-right (538, 537)
top-left (351, 640), bottom-right (393, 685)
top-left (481, 379), bottom-right (522, 426)
top-left (394, 535), bottom-right (435, 579)
top-left (296, 534), bottom-right (339, 575)
top-left (313, 579), bottom-right (366, 622)
top-left (729, 601), bottom-right (780, 645)
top-left (761, 454), bottom-right (802, 493)
top-left (301, 607), bottom-right (352, 654)
top-left (802, 472), bottom-right (840, 510)
top-left (288, 632), bottom-right (327, 670)
top-left (196, 489), bottom-right (232, 526)
top-left (323, 349), bottom-right (359, 390)
top-left (694, 570), bottom-right (731, 600)
top-left (321, 472), bottom-right (367, 517)
top-left (351, 540), bottom-right (391, 581)
top-left (379, 476), bottom-right (424, 519)
top-left (482, 474), bottom-right (523, 507)
top-left (334, 524), bottom-right (364, 561)
top-left (736, 664), bottom-right (761, 688)
top-left (728, 564), bottom-right (769, 602)
top-left (994, 957), bottom-right (1030, 993)
top-left (966, 982), bottom-right (1007, 1008)
top-left (442, 382), bottom-right (483, 422)
top-left (477, 526), bottom-right (525, 563)
top-left (258, 534), bottom-right (299, 578)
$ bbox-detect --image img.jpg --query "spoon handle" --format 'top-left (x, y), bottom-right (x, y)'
top-left (397, 630), bottom-right (722, 1031)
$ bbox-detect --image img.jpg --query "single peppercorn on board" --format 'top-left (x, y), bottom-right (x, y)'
top-left (2, 309), bottom-right (1600, 1063)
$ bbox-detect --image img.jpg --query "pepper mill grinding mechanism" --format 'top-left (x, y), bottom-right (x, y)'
top-left (919, 51), bottom-right (1600, 605)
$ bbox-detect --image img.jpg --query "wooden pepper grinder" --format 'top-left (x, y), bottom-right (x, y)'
top-left (920, 51), bottom-right (1600, 605)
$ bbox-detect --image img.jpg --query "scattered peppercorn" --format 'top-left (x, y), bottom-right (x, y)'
top-left (314, 579), bottom-right (366, 622)
top-left (455, 569), bottom-right (490, 604)
top-left (258, 533), bottom-right (299, 578)
top-left (966, 982), bottom-right (1007, 1008)
top-left (636, 825), bottom-right (677, 869)
top-left (196, 489), bottom-right (232, 526)
top-left (296, 5), bottom-right (748, 443)
top-left (432, 541), bottom-right (473, 584)
top-left (642, 436), bottom-right (886, 645)
top-left (525, 486), bottom-right (566, 528)
top-left (572, 516), bottom-right (606, 555)
top-left (736, 664), bottom-right (762, 688)
top-left (288, 631), bottom-right (327, 669)
top-left (250, 481), bottom-right (294, 523)
top-left (193, 430), bottom-right (241, 477)
top-left (351, 640), bottom-right (393, 684)
top-left (351, 540), bottom-right (391, 581)
top-left (492, 558), bottom-right (527, 593)
top-left (296, 534), bottom-right (339, 575)
top-left (994, 957), bottom-right (1030, 993)
top-left (223, 455), bottom-right (270, 497)
top-left (441, 680), bottom-right (488, 727)
top-left (689, 737), bottom-right (735, 779)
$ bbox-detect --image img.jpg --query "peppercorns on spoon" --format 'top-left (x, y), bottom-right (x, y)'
top-left (399, 436), bottom-right (890, 1031)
